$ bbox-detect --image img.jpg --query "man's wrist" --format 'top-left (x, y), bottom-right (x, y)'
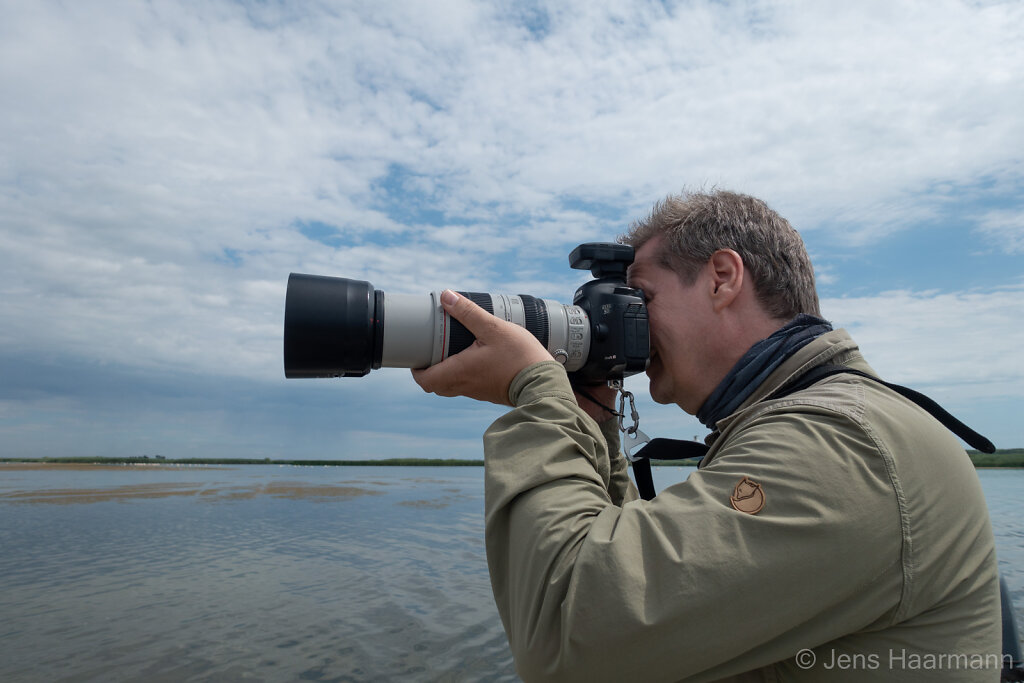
top-left (508, 360), bottom-right (575, 406)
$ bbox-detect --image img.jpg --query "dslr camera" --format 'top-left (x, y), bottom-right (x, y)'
top-left (283, 242), bottom-right (649, 385)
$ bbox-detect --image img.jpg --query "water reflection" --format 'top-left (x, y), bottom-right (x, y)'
top-left (1, 463), bottom-right (1020, 682)
top-left (0, 465), bottom-right (517, 682)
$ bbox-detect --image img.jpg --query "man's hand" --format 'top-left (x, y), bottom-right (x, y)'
top-left (411, 290), bottom-right (553, 405)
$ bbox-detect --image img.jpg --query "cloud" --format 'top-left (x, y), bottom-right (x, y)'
top-left (823, 284), bottom-right (1024, 398)
top-left (1, 0), bottom-right (1022, 454)
top-left (6, 1), bottom-right (1023, 243)
top-left (976, 209), bottom-right (1024, 254)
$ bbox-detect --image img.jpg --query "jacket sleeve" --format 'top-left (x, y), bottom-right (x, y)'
top-left (483, 362), bottom-right (906, 682)
top-left (598, 406), bottom-right (640, 507)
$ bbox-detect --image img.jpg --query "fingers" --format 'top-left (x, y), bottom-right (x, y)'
top-left (413, 366), bottom-right (470, 400)
top-left (410, 289), bottom-right (555, 406)
top-left (411, 347), bottom-right (466, 395)
top-left (411, 342), bottom-right (513, 405)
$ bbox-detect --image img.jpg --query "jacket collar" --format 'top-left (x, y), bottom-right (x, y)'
top-left (709, 329), bottom-right (869, 436)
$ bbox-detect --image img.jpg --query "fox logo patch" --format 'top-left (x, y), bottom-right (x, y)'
top-left (730, 476), bottom-right (766, 515)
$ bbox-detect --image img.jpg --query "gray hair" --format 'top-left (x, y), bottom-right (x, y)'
top-left (621, 190), bottom-right (821, 319)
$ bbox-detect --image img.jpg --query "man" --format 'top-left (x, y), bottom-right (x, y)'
top-left (413, 190), bottom-right (1001, 682)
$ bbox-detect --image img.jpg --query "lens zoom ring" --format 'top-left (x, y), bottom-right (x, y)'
top-left (519, 295), bottom-right (549, 348)
top-left (448, 292), bottom-right (493, 356)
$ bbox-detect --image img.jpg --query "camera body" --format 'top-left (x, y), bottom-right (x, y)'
top-left (566, 243), bottom-right (649, 384)
top-left (283, 242), bottom-right (649, 384)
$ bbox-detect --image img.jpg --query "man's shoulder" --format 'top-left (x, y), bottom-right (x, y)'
top-left (713, 366), bottom-right (971, 477)
top-left (709, 370), bottom-right (877, 465)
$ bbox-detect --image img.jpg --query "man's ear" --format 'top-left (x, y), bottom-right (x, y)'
top-left (708, 249), bottom-right (744, 311)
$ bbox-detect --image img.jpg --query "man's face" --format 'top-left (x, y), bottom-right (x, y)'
top-left (627, 236), bottom-right (716, 413)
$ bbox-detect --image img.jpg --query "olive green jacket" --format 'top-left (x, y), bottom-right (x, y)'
top-left (483, 330), bottom-right (1001, 682)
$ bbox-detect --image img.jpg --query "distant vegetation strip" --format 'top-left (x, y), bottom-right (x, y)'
top-left (652, 448), bottom-right (1024, 468)
top-left (0, 457), bottom-right (484, 467)
top-left (966, 448), bottom-right (1024, 467)
top-left (2, 449), bottom-right (1021, 468)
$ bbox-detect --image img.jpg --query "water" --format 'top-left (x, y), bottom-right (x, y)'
top-left (1, 464), bottom-right (1021, 682)
top-left (0, 465), bottom-right (510, 682)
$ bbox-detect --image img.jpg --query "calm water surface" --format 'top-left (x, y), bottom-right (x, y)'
top-left (1, 464), bottom-right (1021, 682)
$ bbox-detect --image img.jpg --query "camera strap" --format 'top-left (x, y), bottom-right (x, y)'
top-left (624, 364), bottom-right (996, 502)
top-left (606, 381), bottom-right (662, 502)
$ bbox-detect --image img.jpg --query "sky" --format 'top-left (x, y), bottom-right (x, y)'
top-left (1, 0), bottom-right (1022, 460)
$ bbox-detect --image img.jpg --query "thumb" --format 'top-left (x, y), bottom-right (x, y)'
top-left (440, 289), bottom-right (496, 339)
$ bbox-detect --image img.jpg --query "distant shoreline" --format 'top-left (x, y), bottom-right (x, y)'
top-left (2, 449), bottom-right (1023, 468)
top-left (0, 457), bottom-right (484, 467)
top-left (653, 448), bottom-right (1024, 468)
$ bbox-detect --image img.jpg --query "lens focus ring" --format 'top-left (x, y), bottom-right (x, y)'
top-left (519, 295), bottom-right (549, 348)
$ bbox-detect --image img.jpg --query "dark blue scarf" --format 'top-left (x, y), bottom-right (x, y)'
top-left (696, 314), bottom-right (833, 429)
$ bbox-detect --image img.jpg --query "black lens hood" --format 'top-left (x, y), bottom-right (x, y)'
top-left (284, 274), bottom-right (379, 378)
